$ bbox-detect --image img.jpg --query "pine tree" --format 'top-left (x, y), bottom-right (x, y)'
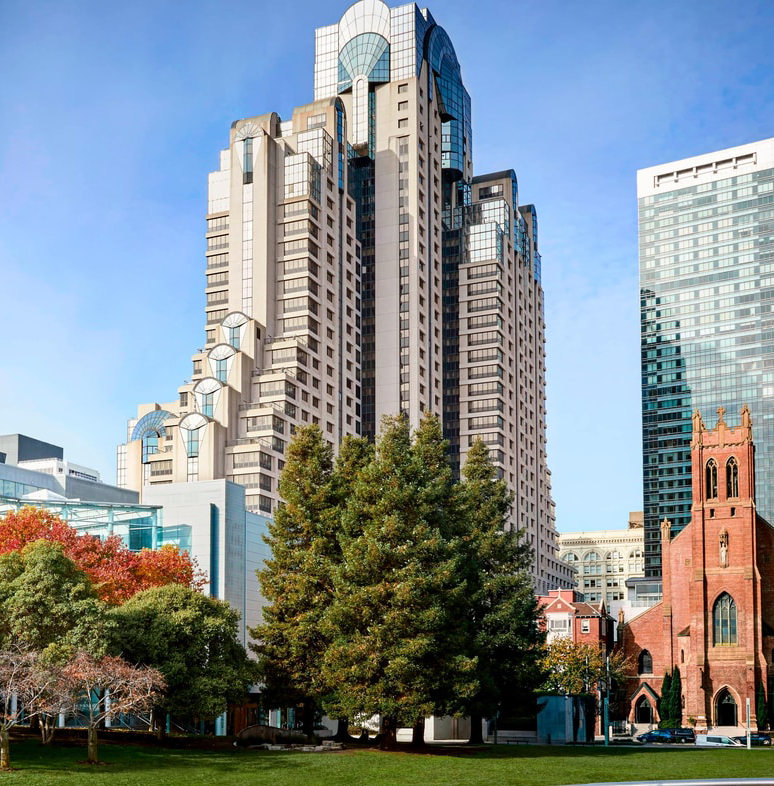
top-left (659, 671), bottom-right (672, 728)
top-left (322, 413), bottom-right (476, 749)
top-left (456, 439), bottom-right (545, 743)
top-left (669, 667), bottom-right (682, 727)
top-left (251, 424), bottom-right (337, 737)
top-left (756, 681), bottom-right (768, 731)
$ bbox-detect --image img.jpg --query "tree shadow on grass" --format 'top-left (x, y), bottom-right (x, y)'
top-left (10, 740), bottom-right (303, 776)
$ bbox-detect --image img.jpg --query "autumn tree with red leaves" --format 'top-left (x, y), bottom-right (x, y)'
top-left (0, 507), bottom-right (205, 603)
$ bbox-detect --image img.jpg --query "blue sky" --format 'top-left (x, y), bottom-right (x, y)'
top-left (1, 0), bottom-right (773, 533)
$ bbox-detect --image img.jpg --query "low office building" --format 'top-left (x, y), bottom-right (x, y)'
top-left (0, 435), bottom-right (268, 645)
top-left (557, 513), bottom-right (648, 623)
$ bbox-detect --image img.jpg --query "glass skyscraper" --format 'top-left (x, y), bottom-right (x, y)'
top-left (639, 138), bottom-right (774, 576)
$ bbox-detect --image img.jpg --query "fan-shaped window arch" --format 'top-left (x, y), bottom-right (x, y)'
top-left (706, 459), bottom-right (718, 500)
top-left (208, 344), bottom-right (236, 383)
top-left (193, 378), bottom-right (223, 418)
top-left (222, 311), bottom-right (249, 350)
top-left (637, 650), bottom-right (653, 675)
top-left (130, 410), bottom-right (174, 463)
top-left (726, 457), bottom-right (739, 498)
top-left (562, 552), bottom-right (578, 563)
top-left (713, 592), bottom-right (737, 645)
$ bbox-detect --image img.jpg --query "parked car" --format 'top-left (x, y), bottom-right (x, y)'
top-left (696, 734), bottom-right (744, 747)
top-left (732, 732), bottom-right (772, 746)
top-left (668, 727), bottom-right (697, 744)
top-left (637, 729), bottom-right (675, 744)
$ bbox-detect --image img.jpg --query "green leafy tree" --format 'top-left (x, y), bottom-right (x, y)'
top-left (111, 584), bottom-right (257, 729)
top-left (456, 439), bottom-right (545, 743)
top-left (756, 681), bottom-right (768, 731)
top-left (250, 424), bottom-right (340, 737)
top-left (0, 540), bottom-right (110, 660)
top-left (540, 639), bottom-right (626, 696)
top-left (323, 413), bottom-right (476, 749)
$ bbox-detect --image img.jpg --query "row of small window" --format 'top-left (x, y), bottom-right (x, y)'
top-left (564, 549), bottom-right (643, 563)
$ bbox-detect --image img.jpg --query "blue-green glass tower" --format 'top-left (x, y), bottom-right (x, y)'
top-left (639, 138), bottom-right (774, 577)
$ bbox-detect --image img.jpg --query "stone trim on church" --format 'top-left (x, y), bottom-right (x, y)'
top-left (618, 405), bottom-right (774, 732)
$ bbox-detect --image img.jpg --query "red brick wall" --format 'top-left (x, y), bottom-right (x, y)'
top-left (620, 408), bottom-right (773, 730)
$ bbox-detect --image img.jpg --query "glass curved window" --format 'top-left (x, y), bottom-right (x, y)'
top-left (726, 457), bottom-right (739, 498)
top-left (131, 410), bottom-right (174, 463)
top-left (562, 552), bottom-right (578, 563)
top-left (706, 459), bottom-right (718, 500)
top-left (638, 650), bottom-right (653, 675)
top-left (713, 593), bottom-right (737, 645)
top-left (338, 32), bottom-right (389, 91)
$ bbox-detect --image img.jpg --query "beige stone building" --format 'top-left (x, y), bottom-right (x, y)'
top-left (557, 513), bottom-right (646, 618)
top-left (117, 0), bottom-right (572, 593)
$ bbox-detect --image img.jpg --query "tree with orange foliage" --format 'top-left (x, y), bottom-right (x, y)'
top-left (0, 507), bottom-right (205, 604)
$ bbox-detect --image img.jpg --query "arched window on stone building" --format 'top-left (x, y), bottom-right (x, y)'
top-left (713, 592), bottom-right (737, 645)
top-left (706, 459), bottom-right (718, 500)
top-left (637, 650), bottom-right (653, 675)
top-left (726, 457), bottom-right (739, 498)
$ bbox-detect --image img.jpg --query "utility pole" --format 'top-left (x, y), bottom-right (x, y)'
top-left (604, 654), bottom-right (610, 747)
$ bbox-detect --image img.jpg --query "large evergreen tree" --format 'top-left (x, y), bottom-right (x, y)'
top-left (659, 670), bottom-right (673, 727)
top-left (322, 413), bottom-right (476, 749)
top-left (669, 666), bottom-right (682, 727)
top-left (456, 439), bottom-right (545, 743)
top-left (250, 424), bottom-right (339, 737)
top-left (756, 681), bottom-right (768, 731)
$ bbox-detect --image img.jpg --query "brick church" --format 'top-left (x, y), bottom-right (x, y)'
top-left (620, 405), bottom-right (774, 731)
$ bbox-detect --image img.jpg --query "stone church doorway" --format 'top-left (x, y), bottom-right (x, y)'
top-left (716, 688), bottom-right (737, 726)
top-left (635, 695), bottom-right (653, 724)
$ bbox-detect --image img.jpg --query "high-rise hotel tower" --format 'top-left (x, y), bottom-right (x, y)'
top-left (639, 137), bottom-right (774, 577)
top-left (118, 0), bottom-right (572, 594)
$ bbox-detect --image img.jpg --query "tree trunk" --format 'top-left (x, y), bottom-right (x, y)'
top-left (379, 715), bottom-right (398, 750)
top-left (87, 725), bottom-right (99, 764)
top-left (0, 725), bottom-right (10, 770)
top-left (411, 718), bottom-right (425, 747)
top-left (333, 717), bottom-right (352, 742)
top-left (467, 713), bottom-right (484, 745)
top-left (40, 715), bottom-right (56, 745)
top-left (301, 700), bottom-right (316, 740)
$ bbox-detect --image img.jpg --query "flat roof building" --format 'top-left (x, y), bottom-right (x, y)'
top-left (117, 0), bottom-right (572, 593)
top-left (639, 137), bottom-right (774, 576)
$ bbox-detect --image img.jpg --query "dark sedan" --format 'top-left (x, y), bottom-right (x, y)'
top-left (732, 732), bottom-right (772, 746)
top-left (636, 729), bottom-right (675, 744)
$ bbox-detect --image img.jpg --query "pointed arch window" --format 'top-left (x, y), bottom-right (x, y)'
top-left (637, 650), bottom-right (653, 675)
top-left (713, 592), bottom-right (737, 645)
top-left (726, 457), bottom-right (739, 498)
top-left (706, 459), bottom-right (718, 500)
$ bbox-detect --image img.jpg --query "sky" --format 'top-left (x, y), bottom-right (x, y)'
top-left (1, 0), bottom-right (773, 534)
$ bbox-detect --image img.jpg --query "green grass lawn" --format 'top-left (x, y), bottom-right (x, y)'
top-left (2, 739), bottom-right (773, 786)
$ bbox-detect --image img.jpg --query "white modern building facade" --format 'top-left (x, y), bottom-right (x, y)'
top-left (117, 0), bottom-right (571, 594)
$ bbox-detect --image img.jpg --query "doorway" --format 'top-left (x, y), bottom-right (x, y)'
top-left (716, 688), bottom-right (737, 726)
top-left (635, 695), bottom-right (653, 724)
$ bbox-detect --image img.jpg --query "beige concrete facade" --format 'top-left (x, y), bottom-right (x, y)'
top-left (557, 512), bottom-right (646, 622)
top-left (118, 0), bottom-right (572, 593)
